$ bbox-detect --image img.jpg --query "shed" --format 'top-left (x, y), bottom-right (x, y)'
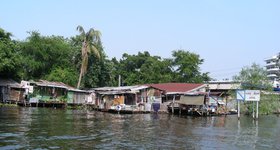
top-left (94, 85), bottom-right (164, 111)
top-left (28, 80), bottom-right (70, 103)
top-left (67, 89), bottom-right (92, 104)
top-left (0, 79), bottom-right (26, 103)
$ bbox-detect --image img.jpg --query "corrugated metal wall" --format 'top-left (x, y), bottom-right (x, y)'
top-left (73, 92), bottom-right (88, 104)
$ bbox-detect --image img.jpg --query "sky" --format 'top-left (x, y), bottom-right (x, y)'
top-left (1, 0), bottom-right (280, 80)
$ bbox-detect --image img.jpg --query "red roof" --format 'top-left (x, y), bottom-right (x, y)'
top-left (147, 83), bottom-right (204, 93)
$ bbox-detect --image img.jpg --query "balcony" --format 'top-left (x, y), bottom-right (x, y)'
top-left (265, 55), bottom-right (279, 62)
top-left (267, 67), bottom-right (280, 73)
top-left (267, 74), bottom-right (278, 78)
top-left (265, 62), bottom-right (277, 67)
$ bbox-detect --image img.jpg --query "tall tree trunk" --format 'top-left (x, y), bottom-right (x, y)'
top-left (77, 41), bottom-right (87, 89)
top-left (77, 63), bottom-right (84, 89)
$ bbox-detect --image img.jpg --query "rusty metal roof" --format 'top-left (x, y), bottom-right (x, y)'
top-left (147, 83), bottom-right (205, 94)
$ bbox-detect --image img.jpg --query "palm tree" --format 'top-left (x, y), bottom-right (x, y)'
top-left (76, 25), bottom-right (101, 89)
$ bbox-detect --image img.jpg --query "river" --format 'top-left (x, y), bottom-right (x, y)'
top-left (0, 107), bottom-right (279, 149)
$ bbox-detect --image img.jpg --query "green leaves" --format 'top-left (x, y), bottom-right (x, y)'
top-left (0, 27), bottom-right (209, 88)
top-left (171, 50), bottom-right (206, 83)
top-left (0, 31), bottom-right (21, 79)
top-left (20, 31), bottom-right (75, 80)
top-left (234, 63), bottom-right (279, 115)
top-left (76, 25), bottom-right (101, 88)
top-left (45, 67), bottom-right (78, 87)
top-left (233, 63), bottom-right (272, 90)
top-left (110, 50), bottom-right (209, 86)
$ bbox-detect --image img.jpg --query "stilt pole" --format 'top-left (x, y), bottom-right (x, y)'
top-left (238, 100), bottom-right (240, 120)
top-left (256, 101), bottom-right (259, 120)
top-left (252, 101), bottom-right (255, 119)
top-left (172, 95), bottom-right (175, 114)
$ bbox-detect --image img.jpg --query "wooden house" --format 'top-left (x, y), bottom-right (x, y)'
top-left (0, 79), bottom-right (26, 104)
top-left (67, 89), bottom-right (93, 105)
top-left (147, 83), bottom-right (206, 112)
top-left (28, 80), bottom-right (70, 104)
top-left (206, 81), bottom-right (241, 112)
top-left (93, 85), bottom-right (163, 112)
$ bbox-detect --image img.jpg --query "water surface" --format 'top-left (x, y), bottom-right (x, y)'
top-left (0, 107), bottom-right (279, 149)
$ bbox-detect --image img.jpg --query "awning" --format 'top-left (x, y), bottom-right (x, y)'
top-left (178, 95), bottom-right (204, 105)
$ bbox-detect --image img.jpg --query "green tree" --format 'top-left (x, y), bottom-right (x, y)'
top-left (233, 63), bottom-right (271, 90)
top-left (0, 28), bottom-right (21, 79)
top-left (83, 42), bottom-right (113, 88)
top-left (233, 63), bottom-right (280, 115)
top-left (112, 51), bottom-right (174, 85)
top-left (76, 26), bottom-right (101, 89)
top-left (45, 67), bottom-right (78, 87)
top-left (20, 31), bottom-right (77, 84)
top-left (172, 50), bottom-right (210, 83)
top-left (110, 50), bottom-right (209, 85)
top-left (0, 28), bottom-right (12, 40)
top-left (138, 57), bottom-right (173, 84)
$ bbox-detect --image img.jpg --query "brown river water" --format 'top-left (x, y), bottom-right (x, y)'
top-left (0, 107), bottom-right (280, 149)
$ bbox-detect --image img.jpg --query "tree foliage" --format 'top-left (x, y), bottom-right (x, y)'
top-left (83, 42), bottom-right (112, 88)
top-left (0, 28), bottom-right (21, 79)
top-left (234, 63), bottom-right (280, 115)
top-left (20, 31), bottom-right (76, 80)
top-left (15, 31), bottom-right (79, 86)
top-left (0, 27), bottom-right (210, 88)
top-left (233, 63), bottom-right (272, 90)
top-left (76, 26), bottom-right (101, 88)
top-left (171, 50), bottom-right (210, 83)
top-left (111, 50), bottom-right (209, 86)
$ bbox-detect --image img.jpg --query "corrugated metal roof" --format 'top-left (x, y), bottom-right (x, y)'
top-left (0, 79), bottom-right (21, 88)
top-left (96, 91), bottom-right (136, 95)
top-left (34, 80), bottom-right (75, 90)
top-left (207, 82), bottom-right (240, 90)
top-left (68, 89), bottom-right (90, 93)
top-left (147, 83), bottom-right (205, 94)
top-left (93, 85), bottom-right (159, 95)
top-left (93, 85), bottom-right (141, 91)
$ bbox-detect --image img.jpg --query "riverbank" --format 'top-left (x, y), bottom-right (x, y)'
top-left (240, 95), bottom-right (280, 115)
top-left (0, 103), bottom-right (18, 107)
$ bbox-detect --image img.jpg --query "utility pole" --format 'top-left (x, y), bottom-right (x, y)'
top-left (118, 75), bottom-right (121, 87)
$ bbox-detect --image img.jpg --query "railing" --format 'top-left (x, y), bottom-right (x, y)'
top-left (267, 68), bottom-right (280, 72)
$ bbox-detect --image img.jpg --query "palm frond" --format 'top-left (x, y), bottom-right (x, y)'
top-left (86, 29), bottom-right (101, 42)
top-left (94, 30), bottom-right (102, 43)
top-left (76, 25), bottom-right (85, 37)
top-left (90, 45), bottom-right (100, 59)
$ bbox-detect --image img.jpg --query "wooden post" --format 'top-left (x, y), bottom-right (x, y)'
top-left (225, 95), bottom-right (228, 113)
top-left (172, 95), bottom-right (175, 114)
top-left (179, 106), bottom-right (181, 116)
top-left (252, 101), bottom-right (255, 119)
top-left (256, 101), bottom-right (259, 119)
top-left (237, 100), bottom-right (240, 120)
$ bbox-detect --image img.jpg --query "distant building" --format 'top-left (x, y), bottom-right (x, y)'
top-left (147, 83), bottom-right (206, 103)
top-left (264, 53), bottom-right (280, 88)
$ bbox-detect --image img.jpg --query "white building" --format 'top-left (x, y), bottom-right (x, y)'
top-left (264, 53), bottom-right (280, 87)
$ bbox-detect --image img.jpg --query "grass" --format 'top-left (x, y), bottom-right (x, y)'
top-left (0, 103), bottom-right (18, 107)
top-left (240, 93), bottom-right (280, 115)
